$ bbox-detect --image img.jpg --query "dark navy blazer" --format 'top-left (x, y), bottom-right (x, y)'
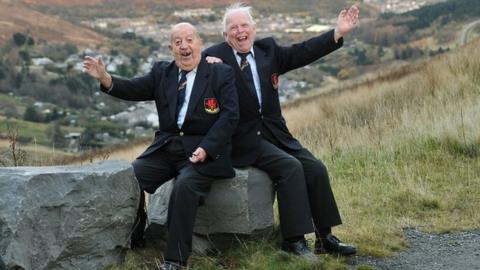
top-left (204, 29), bottom-right (343, 167)
top-left (101, 59), bottom-right (239, 178)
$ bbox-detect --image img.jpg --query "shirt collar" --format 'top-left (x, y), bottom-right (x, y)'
top-left (232, 47), bottom-right (255, 58)
top-left (178, 67), bottom-right (197, 76)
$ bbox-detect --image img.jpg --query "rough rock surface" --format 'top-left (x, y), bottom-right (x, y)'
top-left (147, 167), bottom-right (274, 235)
top-left (0, 160), bottom-right (140, 270)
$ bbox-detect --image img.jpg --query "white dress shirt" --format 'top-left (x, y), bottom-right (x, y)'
top-left (177, 68), bottom-right (197, 128)
top-left (232, 48), bottom-right (262, 107)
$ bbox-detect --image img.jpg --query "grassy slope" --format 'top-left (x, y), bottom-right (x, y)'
top-left (285, 37), bottom-right (480, 257)
top-left (103, 38), bottom-right (480, 269)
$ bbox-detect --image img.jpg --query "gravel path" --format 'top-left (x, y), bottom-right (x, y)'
top-left (350, 229), bottom-right (480, 270)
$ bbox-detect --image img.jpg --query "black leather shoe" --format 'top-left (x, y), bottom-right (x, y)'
top-left (281, 239), bottom-right (318, 262)
top-left (315, 234), bottom-right (356, 256)
top-left (158, 261), bottom-right (185, 270)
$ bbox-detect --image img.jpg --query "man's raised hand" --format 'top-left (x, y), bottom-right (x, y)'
top-left (83, 56), bottom-right (112, 88)
top-left (334, 5), bottom-right (360, 42)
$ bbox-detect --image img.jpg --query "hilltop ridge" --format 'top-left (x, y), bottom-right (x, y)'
top-left (0, 1), bottom-right (108, 47)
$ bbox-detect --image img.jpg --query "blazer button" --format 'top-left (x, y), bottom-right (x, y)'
top-left (257, 131), bottom-right (261, 135)
top-left (179, 131), bottom-right (184, 136)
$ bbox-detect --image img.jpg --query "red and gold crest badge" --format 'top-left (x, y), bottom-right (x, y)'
top-left (271, 73), bottom-right (279, 90)
top-left (204, 98), bottom-right (220, 114)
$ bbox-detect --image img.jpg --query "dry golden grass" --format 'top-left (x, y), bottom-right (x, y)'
top-left (285, 39), bottom-right (480, 155)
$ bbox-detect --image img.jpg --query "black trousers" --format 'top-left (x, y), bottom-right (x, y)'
top-left (258, 128), bottom-right (342, 235)
top-left (251, 139), bottom-right (314, 238)
top-left (132, 138), bottom-right (213, 263)
top-left (285, 147), bottom-right (343, 230)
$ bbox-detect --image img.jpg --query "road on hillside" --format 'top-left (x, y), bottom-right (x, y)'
top-left (459, 19), bottom-right (480, 46)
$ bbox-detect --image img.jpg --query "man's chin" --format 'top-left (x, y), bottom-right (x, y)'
top-left (177, 62), bottom-right (194, 71)
top-left (236, 44), bottom-right (252, 53)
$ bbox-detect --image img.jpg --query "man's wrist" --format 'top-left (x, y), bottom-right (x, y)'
top-left (99, 72), bottom-right (112, 89)
top-left (334, 27), bottom-right (343, 43)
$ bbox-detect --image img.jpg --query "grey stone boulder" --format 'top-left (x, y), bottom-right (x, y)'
top-left (0, 160), bottom-right (140, 270)
top-left (147, 167), bottom-right (274, 236)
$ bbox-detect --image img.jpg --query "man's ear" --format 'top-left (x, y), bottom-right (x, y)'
top-left (223, 32), bottom-right (228, 40)
top-left (168, 44), bottom-right (172, 52)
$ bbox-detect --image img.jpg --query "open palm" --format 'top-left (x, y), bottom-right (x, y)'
top-left (336, 5), bottom-right (360, 37)
top-left (83, 56), bottom-right (106, 80)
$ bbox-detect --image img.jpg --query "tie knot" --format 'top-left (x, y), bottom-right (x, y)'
top-left (180, 70), bottom-right (188, 78)
top-left (237, 52), bottom-right (251, 61)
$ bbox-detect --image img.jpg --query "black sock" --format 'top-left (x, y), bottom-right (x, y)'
top-left (316, 227), bottom-right (332, 240)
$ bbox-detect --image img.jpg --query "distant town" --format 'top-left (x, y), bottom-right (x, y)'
top-left (6, 0), bottom-right (454, 151)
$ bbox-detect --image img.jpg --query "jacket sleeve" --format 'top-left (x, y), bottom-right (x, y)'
top-left (273, 29), bottom-right (343, 74)
top-left (100, 62), bottom-right (164, 101)
top-left (198, 65), bottom-right (239, 160)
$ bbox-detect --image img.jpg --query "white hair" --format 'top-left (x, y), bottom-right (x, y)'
top-left (222, 3), bottom-right (256, 33)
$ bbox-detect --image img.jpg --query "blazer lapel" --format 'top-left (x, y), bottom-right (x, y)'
top-left (163, 63), bottom-right (179, 121)
top-left (185, 59), bottom-right (209, 120)
top-left (253, 45), bottom-right (270, 107)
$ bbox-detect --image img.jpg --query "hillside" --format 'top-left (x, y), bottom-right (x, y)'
top-left (0, 1), bottom-right (108, 47)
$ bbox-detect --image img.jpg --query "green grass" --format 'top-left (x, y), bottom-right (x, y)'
top-left (0, 93), bottom-right (29, 116)
top-left (107, 234), bottom-right (352, 270)
top-left (0, 118), bottom-right (51, 144)
top-left (0, 118), bottom-right (82, 145)
top-left (326, 136), bottom-right (480, 257)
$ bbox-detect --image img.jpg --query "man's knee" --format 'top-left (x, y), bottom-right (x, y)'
top-left (274, 156), bottom-right (303, 179)
top-left (131, 159), bottom-right (153, 193)
top-left (172, 177), bottom-right (194, 195)
top-left (304, 159), bottom-right (330, 185)
top-left (131, 158), bottom-right (144, 177)
top-left (285, 156), bottom-right (303, 171)
top-left (313, 160), bottom-right (328, 176)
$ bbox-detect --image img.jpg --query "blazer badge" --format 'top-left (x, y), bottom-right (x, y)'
top-left (271, 73), bottom-right (279, 90)
top-left (204, 98), bottom-right (220, 114)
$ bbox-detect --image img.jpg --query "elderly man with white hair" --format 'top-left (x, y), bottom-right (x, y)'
top-left (205, 3), bottom-right (359, 258)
